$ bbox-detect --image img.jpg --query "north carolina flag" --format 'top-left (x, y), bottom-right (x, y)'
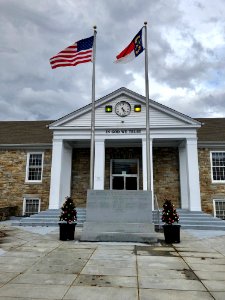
top-left (115, 28), bottom-right (144, 63)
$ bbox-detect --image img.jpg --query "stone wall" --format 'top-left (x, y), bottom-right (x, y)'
top-left (70, 146), bottom-right (180, 209)
top-left (71, 148), bottom-right (90, 207)
top-left (198, 148), bottom-right (225, 214)
top-left (153, 147), bottom-right (180, 208)
top-left (0, 149), bottom-right (52, 215)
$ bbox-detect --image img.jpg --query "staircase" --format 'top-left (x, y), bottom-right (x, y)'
top-left (13, 208), bottom-right (86, 227)
top-left (153, 209), bottom-right (225, 231)
top-left (13, 208), bottom-right (225, 231)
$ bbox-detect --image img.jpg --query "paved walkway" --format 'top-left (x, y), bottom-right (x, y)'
top-left (0, 223), bottom-right (225, 299)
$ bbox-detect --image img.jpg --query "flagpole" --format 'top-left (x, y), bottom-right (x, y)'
top-left (90, 26), bottom-right (97, 189)
top-left (144, 21), bottom-right (151, 193)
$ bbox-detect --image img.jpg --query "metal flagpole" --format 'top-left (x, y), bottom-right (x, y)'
top-left (90, 26), bottom-right (97, 189)
top-left (144, 21), bottom-right (151, 193)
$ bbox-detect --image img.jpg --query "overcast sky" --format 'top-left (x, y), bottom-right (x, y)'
top-left (1, 0), bottom-right (225, 121)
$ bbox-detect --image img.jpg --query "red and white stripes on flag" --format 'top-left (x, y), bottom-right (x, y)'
top-left (50, 36), bottom-right (94, 69)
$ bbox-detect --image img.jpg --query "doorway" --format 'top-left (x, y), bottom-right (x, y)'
top-left (110, 159), bottom-right (139, 190)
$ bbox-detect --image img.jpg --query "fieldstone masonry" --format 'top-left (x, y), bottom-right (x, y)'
top-left (0, 146), bottom-right (223, 217)
top-left (0, 149), bottom-right (51, 214)
top-left (198, 148), bottom-right (225, 214)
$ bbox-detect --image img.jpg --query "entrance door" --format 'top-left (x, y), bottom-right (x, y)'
top-left (110, 159), bottom-right (139, 190)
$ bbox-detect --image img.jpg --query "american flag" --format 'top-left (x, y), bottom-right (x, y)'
top-left (50, 36), bottom-right (94, 69)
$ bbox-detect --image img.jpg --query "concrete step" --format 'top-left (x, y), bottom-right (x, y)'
top-left (153, 209), bottom-right (225, 230)
top-left (13, 208), bottom-right (86, 227)
top-left (12, 208), bottom-right (225, 231)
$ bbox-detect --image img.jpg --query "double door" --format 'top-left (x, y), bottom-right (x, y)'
top-left (110, 159), bottom-right (139, 190)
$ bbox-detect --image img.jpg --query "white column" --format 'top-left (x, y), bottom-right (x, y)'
top-left (94, 139), bottom-right (105, 190)
top-left (150, 138), bottom-right (154, 200)
top-left (180, 138), bottom-right (201, 211)
top-left (142, 139), bottom-right (147, 191)
top-left (142, 138), bottom-right (154, 203)
top-left (49, 140), bottom-right (72, 209)
top-left (179, 143), bottom-right (189, 209)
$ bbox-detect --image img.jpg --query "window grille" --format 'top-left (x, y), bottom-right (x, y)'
top-left (26, 153), bottom-right (43, 182)
top-left (211, 152), bottom-right (225, 182)
top-left (213, 200), bottom-right (225, 220)
top-left (23, 198), bottom-right (40, 216)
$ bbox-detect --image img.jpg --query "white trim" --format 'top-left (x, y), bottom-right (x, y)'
top-left (49, 88), bottom-right (201, 129)
top-left (213, 199), bottom-right (225, 219)
top-left (25, 152), bottom-right (44, 183)
top-left (110, 159), bottom-right (139, 190)
top-left (23, 197), bottom-right (41, 216)
top-left (210, 151), bottom-right (225, 183)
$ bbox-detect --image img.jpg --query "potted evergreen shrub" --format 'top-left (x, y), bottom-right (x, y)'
top-left (161, 199), bottom-right (180, 243)
top-left (59, 197), bottom-right (77, 241)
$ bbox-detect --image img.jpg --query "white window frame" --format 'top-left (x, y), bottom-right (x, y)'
top-left (25, 152), bottom-right (44, 183)
top-left (23, 197), bottom-right (41, 216)
top-left (210, 151), bottom-right (225, 183)
top-left (213, 199), bottom-right (225, 220)
top-left (110, 159), bottom-right (139, 190)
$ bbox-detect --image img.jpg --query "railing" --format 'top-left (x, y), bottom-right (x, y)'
top-left (154, 194), bottom-right (161, 232)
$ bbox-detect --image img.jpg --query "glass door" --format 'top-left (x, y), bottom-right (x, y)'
top-left (110, 159), bottom-right (139, 190)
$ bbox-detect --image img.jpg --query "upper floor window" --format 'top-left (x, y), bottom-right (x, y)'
top-left (26, 152), bottom-right (44, 182)
top-left (211, 151), bottom-right (225, 182)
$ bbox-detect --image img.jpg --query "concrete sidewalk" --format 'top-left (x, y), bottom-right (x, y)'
top-left (0, 223), bottom-right (225, 300)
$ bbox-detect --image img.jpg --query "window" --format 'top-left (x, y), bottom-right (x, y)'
top-left (23, 198), bottom-right (40, 216)
top-left (211, 152), bottom-right (225, 182)
top-left (26, 152), bottom-right (44, 182)
top-left (110, 159), bottom-right (139, 190)
top-left (213, 200), bottom-right (225, 220)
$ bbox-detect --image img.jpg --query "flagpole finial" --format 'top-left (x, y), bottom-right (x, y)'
top-left (93, 25), bottom-right (97, 30)
top-left (144, 21), bottom-right (147, 26)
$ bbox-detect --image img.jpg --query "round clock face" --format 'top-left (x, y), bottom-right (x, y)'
top-left (115, 101), bottom-right (131, 117)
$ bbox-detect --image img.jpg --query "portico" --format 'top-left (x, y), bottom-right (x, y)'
top-left (48, 87), bottom-right (202, 212)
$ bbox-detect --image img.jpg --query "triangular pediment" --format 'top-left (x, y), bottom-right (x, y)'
top-left (49, 87), bottom-right (201, 129)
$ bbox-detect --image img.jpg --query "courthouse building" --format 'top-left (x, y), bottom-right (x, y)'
top-left (1, 87), bottom-right (225, 220)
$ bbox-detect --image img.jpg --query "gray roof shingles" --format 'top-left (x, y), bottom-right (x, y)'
top-left (196, 118), bottom-right (225, 142)
top-left (0, 121), bottom-right (53, 145)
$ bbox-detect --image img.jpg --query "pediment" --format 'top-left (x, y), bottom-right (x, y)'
top-left (49, 87), bottom-right (201, 129)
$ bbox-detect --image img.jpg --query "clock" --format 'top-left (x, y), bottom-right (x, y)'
top-left (115, 101), bottom-right (131, 117)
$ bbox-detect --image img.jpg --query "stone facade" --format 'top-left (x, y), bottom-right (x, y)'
top-left (0, 149), bottom-right (52, 215)
top-left (153, 147), bottom-right (180, 208)
top-left (70, 146), bottom-right (180, 209)
top-left (71, 148), bottom-right (90, 207)
top-left (1, 145), bottom-right (225, 216)
top-left (198, 148), bottom-right (225, 214)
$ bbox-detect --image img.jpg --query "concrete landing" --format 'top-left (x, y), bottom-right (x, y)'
top-left (1, 223), bottom-right (225, 300)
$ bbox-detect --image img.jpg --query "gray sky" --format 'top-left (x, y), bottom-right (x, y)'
top-left (1, 0), bottom-right (225, 121)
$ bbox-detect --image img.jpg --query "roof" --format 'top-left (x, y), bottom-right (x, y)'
top-left (0, 118), bottom-right (225, 146)
top-left (196, 118), bottom-right (225, 142)
top-left (0, 121), bottom-right (53, 145)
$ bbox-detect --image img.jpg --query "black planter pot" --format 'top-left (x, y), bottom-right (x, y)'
top-left (59, 223), bottom-right (76, 241)
top-left (163, 224), bottom-right (181, 244)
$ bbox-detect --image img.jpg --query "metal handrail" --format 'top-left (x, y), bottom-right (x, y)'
top-left (154, 194), bottom-right (161, 231)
